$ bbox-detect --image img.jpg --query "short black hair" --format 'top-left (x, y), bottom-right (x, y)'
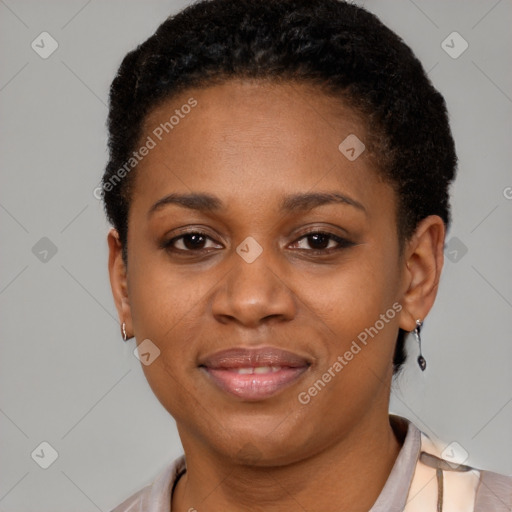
top-left (102, 0), bottom-right (457, 374)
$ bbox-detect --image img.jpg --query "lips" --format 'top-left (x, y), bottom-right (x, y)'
top-left (199, 347), bottom-right (311, 401)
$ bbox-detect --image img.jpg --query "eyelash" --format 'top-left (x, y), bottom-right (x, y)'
top-left (162, 229), bottom-right (355, 255)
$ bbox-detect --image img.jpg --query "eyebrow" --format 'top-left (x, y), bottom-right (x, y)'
top-left (147, 191), bottom-right (366, 218)
top-left (279, 191), bottom-right (366, 214)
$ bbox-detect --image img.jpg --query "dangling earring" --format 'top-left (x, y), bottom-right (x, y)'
top-left (414, 319), bottom-right (426, 371)
top-left (122, 322), bottom-right (128, 342)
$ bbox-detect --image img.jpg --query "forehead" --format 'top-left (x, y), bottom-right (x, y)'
top-left (130, 79), bottom-right (390, 217)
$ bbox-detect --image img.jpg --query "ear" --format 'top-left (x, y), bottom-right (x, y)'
top-left (398, 215), bottom-right (445, 332)
top-left (107, 228), bottom-right (133, 339)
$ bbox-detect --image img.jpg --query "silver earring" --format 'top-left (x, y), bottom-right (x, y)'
top-left (122, 322), bottom-right (127, 342)
top-left (414, 319), bottom-right (426, 371)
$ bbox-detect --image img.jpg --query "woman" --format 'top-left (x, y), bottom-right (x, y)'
top-left (102, 0), bottom-right (511, 510)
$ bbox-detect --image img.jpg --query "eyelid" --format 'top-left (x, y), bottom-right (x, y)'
top-left (288, 229), bottom-right (355, 252)
top-left (161, 228), bottom-right (224, 252)
top-left (290, 223), bottom-right (351, 238)
top-left (161, 226), bottom-right (355, 255)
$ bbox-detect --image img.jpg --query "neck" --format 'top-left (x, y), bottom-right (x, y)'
top-left (172, 411), bottom-right (403, 512)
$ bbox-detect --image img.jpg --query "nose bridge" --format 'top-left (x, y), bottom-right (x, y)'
top-left (211, 237), bottom-right (296, 326)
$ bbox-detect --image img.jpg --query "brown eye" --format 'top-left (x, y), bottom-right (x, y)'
top-left (291, 231), bottom-right (355, 253)
top-left (304, 233), bottom-right (331, 250)
top-left (164, 231), bottom-right (222, 252)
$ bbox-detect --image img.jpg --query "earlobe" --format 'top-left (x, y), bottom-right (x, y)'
top-left (398, 215), bottom-right (445, 333)
top-left (107, 228), bottom-right (133, 339)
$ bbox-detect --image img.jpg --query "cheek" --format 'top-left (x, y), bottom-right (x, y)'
top-left (128, 264), bottom-right (207, 415)
top-left (303, 252), bottom-right (399, 330)
top-left (302, 252), bottom-right (402, 393)
top-left (127, 245), bottom-right (207, 338)
top-left (126, 254), bottom-right (222, 391)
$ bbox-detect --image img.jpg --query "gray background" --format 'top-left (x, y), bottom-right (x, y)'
top-left (0, 0), bottom-right (511, 510)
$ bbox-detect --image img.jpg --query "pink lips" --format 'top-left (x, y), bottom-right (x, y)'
top-left (199, 347), bottom-right (311, 401)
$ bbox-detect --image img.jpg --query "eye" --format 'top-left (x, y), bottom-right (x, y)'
top-left (162, 229), bottom-right (354, 255)
top-left (289, 231), bottom-right (355, 253)
top-left (163, 231), bottom-right (223, 253)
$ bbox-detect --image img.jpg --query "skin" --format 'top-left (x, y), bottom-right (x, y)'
top-left (108, 80), bottom-right (445, 511)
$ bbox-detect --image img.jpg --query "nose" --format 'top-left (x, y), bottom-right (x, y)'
top-left (211, 245), bottom-right (297, 328)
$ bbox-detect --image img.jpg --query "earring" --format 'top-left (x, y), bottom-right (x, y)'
top-left (413, 319), bottom-right (426, 371)
top-left (122, 322), bottom-right (127, 342)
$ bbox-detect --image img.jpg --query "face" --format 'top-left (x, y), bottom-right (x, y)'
top-left (108, 80), bottom-right (439, 465)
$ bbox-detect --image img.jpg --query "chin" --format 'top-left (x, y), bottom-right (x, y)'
top-left (203, 414), bottom-right (320, 467)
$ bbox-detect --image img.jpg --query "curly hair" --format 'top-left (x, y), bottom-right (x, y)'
top-left (101, 0), bottom-right (457, 374)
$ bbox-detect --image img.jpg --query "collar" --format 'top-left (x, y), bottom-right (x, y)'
top-left (370, 414), bottom-right (422, 512)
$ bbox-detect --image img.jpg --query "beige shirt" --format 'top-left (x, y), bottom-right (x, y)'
top-left (110, 416), bottom-right (511, 511)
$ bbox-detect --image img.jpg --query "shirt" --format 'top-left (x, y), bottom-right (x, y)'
top-left (110, 415), bottom-right (512, 511)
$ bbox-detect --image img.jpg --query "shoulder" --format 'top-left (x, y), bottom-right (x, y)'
top-left (110, 487), bottom-right (147, 512)
top-left (474, 469), bottom-right (512, 511)
top-left (404, 420), bottom-right (511, 511)
top-left (109, 455), bottom-right (186, 512)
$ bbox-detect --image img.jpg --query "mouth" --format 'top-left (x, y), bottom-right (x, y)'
top-left (199, 347), bottom-right (311, 401)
